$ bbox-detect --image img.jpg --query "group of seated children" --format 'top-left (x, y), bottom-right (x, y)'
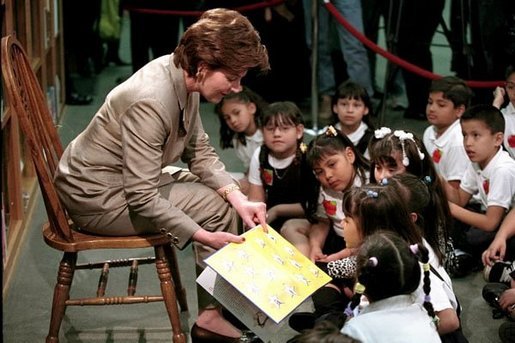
top-left (214, 66), bottom-right (515, 342)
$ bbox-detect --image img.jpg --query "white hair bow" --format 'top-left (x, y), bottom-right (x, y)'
top-left (374, 127), bottom-right (392, 139)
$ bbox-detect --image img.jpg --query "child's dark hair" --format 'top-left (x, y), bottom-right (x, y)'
top-left (304, 127), bottom-right (370, 221)
top-left (387, 173), bottom-right (446, 263)
top-left (215, 86), bottom-right (268, 149)
top-left (307, 127), bottom-right (370, 184)
top-left (343, 231), bottom-right (436, 322)
top-left (429, 76), bottom-right (473, 108)
top-left (332, 80), bottom-right (375, 130)
top-left (341, 184), bottom-right (424, 245)
top-left (369, 128), bottom-right (430, 180)
top-left (368, 129), bottom-right (452, 264)
top-left (287, 320), bottom-right (361, 343)
top-left (262, 101), bottom-right (305, 130)
top-left (460, 104), bottom-right (505, 134)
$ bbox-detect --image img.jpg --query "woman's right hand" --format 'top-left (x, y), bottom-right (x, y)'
top-left (192, 229), bottom-right (245, 250)
top-left (309, 246), bottom-right (327, 263)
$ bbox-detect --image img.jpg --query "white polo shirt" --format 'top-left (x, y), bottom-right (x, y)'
top-left (423, 120), bottom-right (470, 181)
top-left (460, 147), bottom-right (515, 210)
top-left (501, 102), bottom-right (515, 159)
top-left (233, 129), bottom-right (263, 171)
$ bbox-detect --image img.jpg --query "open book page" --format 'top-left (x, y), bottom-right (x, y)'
top-left (203, 225), bottom-right (332, 323)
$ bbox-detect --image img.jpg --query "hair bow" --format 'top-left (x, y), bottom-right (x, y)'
top-left (374, 127), bottom-right (392, 139)
top-left (325, 125), bottom-right (338, 137)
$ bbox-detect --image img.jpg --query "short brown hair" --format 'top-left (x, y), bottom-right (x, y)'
top-left (173, 8), bottom-right (269, 77)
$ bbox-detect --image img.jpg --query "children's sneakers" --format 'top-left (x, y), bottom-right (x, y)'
top-left (483, 260), bottom-right (515, 284)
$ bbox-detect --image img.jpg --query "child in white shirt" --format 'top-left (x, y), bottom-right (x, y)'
top-left (492, 64), bottom-right (515, 159)
top-left (446, 104), bottom-right (515, 260)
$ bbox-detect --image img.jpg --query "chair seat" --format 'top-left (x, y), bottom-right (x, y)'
top-left (43, 222), bottom-right (172, 252)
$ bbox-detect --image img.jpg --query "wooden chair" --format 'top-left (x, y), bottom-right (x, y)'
top-left (1, 35), bottom-right (188, 343)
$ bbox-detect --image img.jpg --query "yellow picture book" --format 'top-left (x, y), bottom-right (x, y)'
top-left (204, 225), bottom-right (332, 323)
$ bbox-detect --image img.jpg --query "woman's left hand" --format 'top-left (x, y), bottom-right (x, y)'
top-left (227, 190), bottom-right (267, 230)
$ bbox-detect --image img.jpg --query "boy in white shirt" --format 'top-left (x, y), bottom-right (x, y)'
top-left (446, 104), bottom-right (515, 260)
top-left (492, 64), bottom-right (515, 159)
top-left (423, 76), bottom-right (473, 189)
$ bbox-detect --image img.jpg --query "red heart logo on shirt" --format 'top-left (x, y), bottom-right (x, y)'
top-left (508, 135), bottom-right (515, 147)
top-left (432, 149), bottom-right (442, 163)
top-left (262, 169), bottom-right (273, 186)
top-left (323, 200), bottom-right (337, 216)
top-left (483, 180), bottom-right (490, 194)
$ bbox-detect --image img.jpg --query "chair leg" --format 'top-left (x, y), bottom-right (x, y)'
top-left (46, 252), bottom-right (77, 343)
top-left (164, 244), bottom-right (188, 312)
top-left (155, 245), bottom-right (187, 343)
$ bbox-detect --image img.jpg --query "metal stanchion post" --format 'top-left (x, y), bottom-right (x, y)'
top-left (305, 0), bottom-right (322, 137)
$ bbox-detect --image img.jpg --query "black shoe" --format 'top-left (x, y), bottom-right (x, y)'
top-left (446, 249), bottom-right (476, 278)
top-left (499, 321), bottom-right (515, 342)
top-left (288, 312), bottom-right (316, 332)
top-left (66, 92), bottom-right (93, 105)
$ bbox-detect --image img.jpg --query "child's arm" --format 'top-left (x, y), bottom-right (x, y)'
top-left (267, 203), bottom-right (304, 224)
top-left (318, 248), bottom-right (356, 263)
top-left (248, 183), bottom-right (265, 202)
top-left (308, 219), bottom-right (331, 262)
top-left (435, 308), bottom-right (460, 335)
top-left (492, 86), bottom-right (506, 109)
top-left (449, 203), bottom-right (507, 231)
top-left (482, 209), bottom-right (515, 265)
top-left (443, 179), bottom-right (472, 206)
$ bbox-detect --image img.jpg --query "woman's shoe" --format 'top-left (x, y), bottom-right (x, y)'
top-left (190, 323), bottom-right (241, 343)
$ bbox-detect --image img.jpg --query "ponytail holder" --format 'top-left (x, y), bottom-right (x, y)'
top-left (374, 127), bottom-right (392, 139)
top-left (432, 315), bottom-right (440, 327)
top-left (393, 130), bottom-right (426, 166)
top-left (379, 178), bottom-right (388, 186)
top-left (424, 295), bottom-right (431, 303)
top-left (422, 263), bottom-right (430, 272)
top-left (344, 305), bottom-right (354, 317)
top-left (423, 176), bottom-right (432, 185)
top-left (409, 244), bottom-right (419, 255)
top-left (354, 282), bottom-right (366, 294)
top-left (300, 142), bottom-right (307, 154)
top-left (366, 190), bottom-right (378, 198)
top-left (368, 257), bottom-right (378, 266)
top-left (326, 125), bottom-right (338, 137)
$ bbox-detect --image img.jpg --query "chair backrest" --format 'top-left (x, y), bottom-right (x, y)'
top-left (1, 35), bottom-right (74, 241)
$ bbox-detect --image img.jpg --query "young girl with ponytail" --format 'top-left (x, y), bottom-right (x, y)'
top-left (341, 231), bottom-right (441, 342)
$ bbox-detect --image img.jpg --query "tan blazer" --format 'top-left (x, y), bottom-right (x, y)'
top-left (55, 54), bottom-right (234, 248)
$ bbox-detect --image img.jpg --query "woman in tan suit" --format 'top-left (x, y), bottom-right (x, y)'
top-left (55, 8), bottom-right (269, 342)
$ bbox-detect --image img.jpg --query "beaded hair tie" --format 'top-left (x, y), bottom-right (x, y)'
top-left (354, 282), bottom-right (366, 294)
top-left (368, 257), bottom-right (378, 266)
top-left (393, 130), bottom-right (425, 166)
top-left (366, 190), bottom-right (378, 198)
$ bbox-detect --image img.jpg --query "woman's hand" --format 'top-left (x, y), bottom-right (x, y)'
top-left (192, 229), bottom-right (245, 250)
top-left (227, 189), bottom-right (267, 230)
top-left (309, 246), bottom-right (327, 263)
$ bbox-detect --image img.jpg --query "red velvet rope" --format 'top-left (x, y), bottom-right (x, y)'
top-left (323, 1), bottom-right (504, 88)
top-left (124, 0), bottom-right (285, 17)
top-left (123, 0), bottom-right (504, 88)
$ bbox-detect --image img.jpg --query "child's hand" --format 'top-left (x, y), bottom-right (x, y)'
top-left (265, 206), bottom-right (280, 226)
top-left (498, 288), bottom-right (515, 311)
top-left (493, 86), bottom-right (506, 109)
